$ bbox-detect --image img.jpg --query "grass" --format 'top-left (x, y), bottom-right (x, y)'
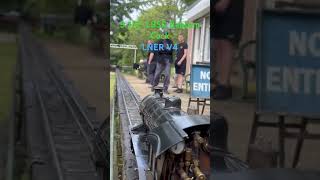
top-left (34, 25), bottom-right (90, 46)
top-left (0, 39), bottom-right (17, 180)
top-left (110, 72), bottom-right (116, 98)
top-left (171, 65), bottom-right (175, 75)
top-left (0, 42), bottom-right (17, 123)
top-left (110, 72), bottom-right (123, 177)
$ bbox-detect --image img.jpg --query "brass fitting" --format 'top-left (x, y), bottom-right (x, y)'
top-left (185, 161), bottom-right (191, 171)
top-left (193, 139), bottom-right (199, 148)
top-left (202, 140), bottom-right (210, 152)
top-left (194, 132), bottom-right (204, 145)
top-left (192, 160), bottom-right (206, 180)
top-left (178, 168), bottom-right (193, 180)
top-left (185, 148), bottom-right (192, 171)
top-left (185, 148), bottom-right (192, 161)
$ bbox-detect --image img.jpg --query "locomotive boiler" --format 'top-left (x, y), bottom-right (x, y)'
top-left (139, 88), bottom-right (211, 180)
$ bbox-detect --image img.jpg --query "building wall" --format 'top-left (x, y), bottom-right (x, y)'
top-left (242, 0), bottom-right (320, 41)
top-left (185, 14), bottom-right (210, 75)
top-left (186, 28), bottom-right (194, 75)
top-left (241, 0), bottom-right (258, 44)
top-left (240, 0), bottom-right (320, 63)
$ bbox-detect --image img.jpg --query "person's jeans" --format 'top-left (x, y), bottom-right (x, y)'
top-left (153, 60), bottom-right (171, 91)
top-left (147, 63), bottom-right (157, 84)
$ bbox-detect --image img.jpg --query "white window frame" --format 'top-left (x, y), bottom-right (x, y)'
top-left (203, 15), bottom-right (210, 63)
top-left (192, 14), bottom-right (210, 64)
top-left (192, 20), bottom-right (202, 64)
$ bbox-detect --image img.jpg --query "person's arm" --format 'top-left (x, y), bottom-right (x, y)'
top-left (148, 52), bottom-right (154, 64)
top-left (214, 0), bottom-right (231, 13)
top-left (178, 49), bottom-right (188, 65)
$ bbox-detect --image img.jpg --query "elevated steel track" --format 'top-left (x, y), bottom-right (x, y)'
top-left (116, 70), bottom-right (148, 180)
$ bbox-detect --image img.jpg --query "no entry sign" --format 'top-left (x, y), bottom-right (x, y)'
top-left (257, 10), bottom-right (320, 116)
top-left (190, 64), bottom-right (210, 98)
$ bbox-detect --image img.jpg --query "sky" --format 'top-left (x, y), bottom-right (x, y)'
top-left (127, 5), bottom-right (188, 22)
top-left (130, 9), bottom-right (140, 20)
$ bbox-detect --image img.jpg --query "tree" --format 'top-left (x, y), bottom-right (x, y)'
top-left (0, 0), bottom-right (25, 11)
top-left (122, 0), bottom-right (198, 65)
top-left (110, 0), bottom-right (152, 44)
top-left (110, 0), bottom-right (198, 65)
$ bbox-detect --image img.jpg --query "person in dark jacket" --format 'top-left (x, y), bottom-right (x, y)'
top-left (152, 32), bottom-right (174, 94)
top-left (74, 1), bottom-right (93, 25)
top-left (213, 0), bottom-right (244, 99)
top-left (146, 39), bottom-right (157, 85)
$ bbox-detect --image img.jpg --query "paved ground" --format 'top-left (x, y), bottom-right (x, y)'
top-left (124, 74), bottom-right (210, 115)
top-left (43, 39), bottom-right (108, 121)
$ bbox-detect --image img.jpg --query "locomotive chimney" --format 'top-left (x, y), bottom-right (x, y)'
top-left (154, 86), bottom-right (164, 98)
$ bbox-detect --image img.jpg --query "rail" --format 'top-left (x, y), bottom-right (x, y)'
top-left (19, 23), bottom-right (108, 180)
top-left (116, 70), bottom-right (147, 180)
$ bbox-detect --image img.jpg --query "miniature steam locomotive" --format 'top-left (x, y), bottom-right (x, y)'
top-left (139, 88), bottom-right (211, 180)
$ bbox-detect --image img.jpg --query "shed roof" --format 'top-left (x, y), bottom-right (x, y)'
top-left (183, 0), bottom-right (210, 21)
